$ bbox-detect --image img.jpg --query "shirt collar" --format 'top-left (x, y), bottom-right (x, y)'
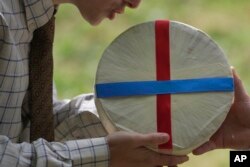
top-left (23, 0), bottom-right (55, 32)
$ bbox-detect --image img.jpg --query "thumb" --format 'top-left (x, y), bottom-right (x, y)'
top-left (134, 133), bottom-right (170, 147)
top-left (192, 141), bottom-right (216, 155)
top-left (231, 68), bottom-right (249, 102)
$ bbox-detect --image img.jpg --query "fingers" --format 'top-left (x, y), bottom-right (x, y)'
top-left (163, 155), bottom-right (188, 166)
top-left (134, 133), bottom-right (170, 147)
top-left (107, 131), bottom-right (169, 149)
top-left (108, 131), bottom-right (169, 148)
top-left (148, 152), bottom-right (188, 166)
top-left (108, 131), bottom-right (188, 167)
top-left (132, 132), bottom-right (188, 166)
top-left (135, 135), bottom-right (188, 166)
top-left (192, 141), bottom-right (216, 155)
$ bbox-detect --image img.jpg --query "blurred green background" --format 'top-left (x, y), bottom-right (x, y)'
top-left (53, 0), bottom-right (250, 166)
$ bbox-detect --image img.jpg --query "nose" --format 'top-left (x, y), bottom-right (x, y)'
top-left (125, 0), bottom-right (141, 8)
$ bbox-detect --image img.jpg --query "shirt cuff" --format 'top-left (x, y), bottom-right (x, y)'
top-left (65, 137), bottom-right (110, 167)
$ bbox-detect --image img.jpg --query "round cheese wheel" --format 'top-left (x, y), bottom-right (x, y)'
top-left (94, 20), bottom-right (234, 155)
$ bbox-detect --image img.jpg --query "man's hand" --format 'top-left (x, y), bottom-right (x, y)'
top-left (107, 131), bottom-right (189, 167)
top-left (193, 68), bottom-right (250, 155)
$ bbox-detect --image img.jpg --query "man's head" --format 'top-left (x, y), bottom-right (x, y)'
top-left (53, 0), bottom-right (141, 25)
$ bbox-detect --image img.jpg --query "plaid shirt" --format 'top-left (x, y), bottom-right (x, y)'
top-left (0, 0), bottom-right (109, 166)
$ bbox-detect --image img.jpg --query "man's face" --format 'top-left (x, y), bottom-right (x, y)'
top-left (73, 0), bottom-right (141, 25)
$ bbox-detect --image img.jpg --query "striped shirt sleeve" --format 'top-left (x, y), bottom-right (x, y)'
top-left (0, 135), bottom-right (109, 167)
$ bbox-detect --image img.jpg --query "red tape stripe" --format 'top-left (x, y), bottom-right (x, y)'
top-left (155, 20), bottom-right (172, 149)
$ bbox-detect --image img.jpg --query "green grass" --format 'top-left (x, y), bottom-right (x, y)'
top-left (53, 1), bottom-right (250, 166)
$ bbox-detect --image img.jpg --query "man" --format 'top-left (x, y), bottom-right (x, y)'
top-left (0, 0), bottom-right (188, 166)
top-left (194, 69), bottom-right (250, 155)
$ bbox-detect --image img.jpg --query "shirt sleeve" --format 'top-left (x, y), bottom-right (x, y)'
top-left (0, 82), bottom-right (110, 166)
top-left (52, 84), bottom-right (108, 139)
top-left (52, 85), bottom-right (98, 127)
top-left (51, 85), bottom-right (110, 166)
top-left (0, 135), bottom-right (109, 167)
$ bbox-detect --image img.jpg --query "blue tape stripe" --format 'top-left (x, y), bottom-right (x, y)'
top-left (95, 77), bottom-right (234, 98)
